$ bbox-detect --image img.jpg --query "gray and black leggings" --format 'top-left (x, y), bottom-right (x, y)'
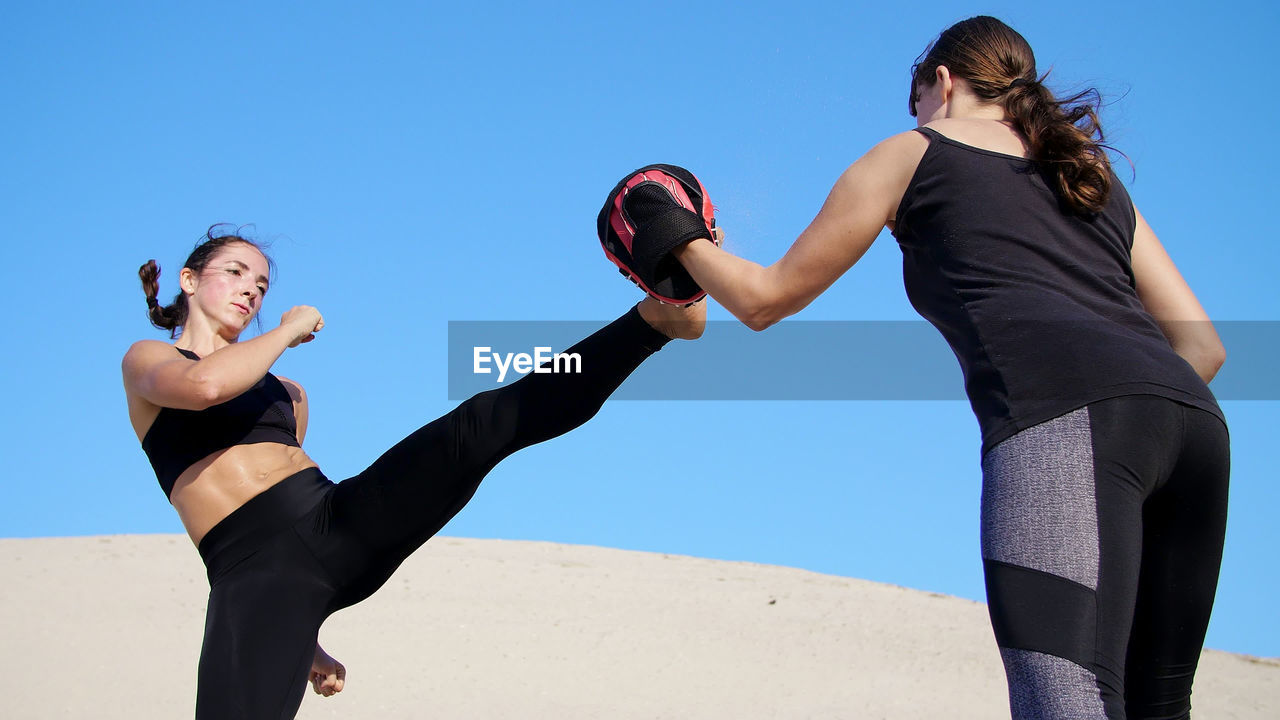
top-left (981, 395), bottom-right (1230, 720)
top-left (193, 306), bottom-right (669, 719)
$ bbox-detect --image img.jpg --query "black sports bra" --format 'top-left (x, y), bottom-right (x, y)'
top-left (140, 348), bottom-right (301, 498)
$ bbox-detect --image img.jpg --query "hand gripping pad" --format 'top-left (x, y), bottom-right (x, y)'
top-left (597, 164), bottom-right (717, 305)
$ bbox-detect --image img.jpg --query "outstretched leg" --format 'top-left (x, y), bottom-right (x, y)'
top-left (322, 302), bottom-right (693, 607)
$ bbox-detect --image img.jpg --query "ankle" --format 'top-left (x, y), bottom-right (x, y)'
top-left (637, 297), bottom-right (706, 340)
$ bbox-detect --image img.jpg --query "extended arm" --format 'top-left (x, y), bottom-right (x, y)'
top-left (672, 131), bottom-right (926, 330)
top-left (1129, 206), bottom-right (1226, 383)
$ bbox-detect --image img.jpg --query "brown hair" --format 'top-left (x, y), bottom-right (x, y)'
top-left (909, 16), bottom-right (1113, 214)
top-left (138, 224), bottom-right (274, 337)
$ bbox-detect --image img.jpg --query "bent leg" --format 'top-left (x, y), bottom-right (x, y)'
top-left (326, 305), bottom-right (671, 606)
top-left (196, 530), bottom-right (336, 720)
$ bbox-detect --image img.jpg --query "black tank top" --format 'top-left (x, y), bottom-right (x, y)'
top-left (140, 348), bottom-right (301, 498)
top-left (893, 127), bottom-right (1223, 453)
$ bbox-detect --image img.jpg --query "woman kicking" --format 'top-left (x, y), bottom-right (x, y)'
top-left (123, 226), bottom-right (704, 718)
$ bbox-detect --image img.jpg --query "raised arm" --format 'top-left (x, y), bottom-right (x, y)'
top-left (1129, 206), bottom-right (1225, 383)
top-left (672, 131), bottom-right (927, 330)
top-left (122, 306), bottom-right (324, 411)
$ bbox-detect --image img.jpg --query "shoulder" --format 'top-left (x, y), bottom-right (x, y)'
top-left (122, 339), bottom-right (183, 375)
top-left (121, 340), bottom-right (189, 409)
top-left (828, 131), bottom-right (932, 213)
top-left (1106, 166), bottom-right (1134, 205)
top-left (863, 129), bottom-right (931, 163)
top-left (124, 338), bottom-right (176, 357)
top-left (921, 118), bottom-right (1029, 158)
top-left (274, 375), bottom-right (307, 405)
top-left (840, 130), bottom-right (932, 186)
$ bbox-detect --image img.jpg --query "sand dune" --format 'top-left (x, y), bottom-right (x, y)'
top-left (2, 535), bottom-right (1276, 719)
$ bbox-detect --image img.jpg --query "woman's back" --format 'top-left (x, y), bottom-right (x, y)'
top-left (894, 121), bottom-right (1222, 452)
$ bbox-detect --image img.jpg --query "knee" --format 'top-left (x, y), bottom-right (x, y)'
top-left (452, 388), bottom-right (521, 464)
top-left (985, 560), bottom-right (1098, 668)
top-left (985, 560), bottom-right (1122, 719)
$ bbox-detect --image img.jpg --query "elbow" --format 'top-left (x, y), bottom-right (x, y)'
top-left (1199, 342), bottom-right (1227, 384)
top-left (741, 301), bottom-right (786, 333)
top-left (1162, 319), bottom-right (1227, 384)
top-left (186, 372), bottom-right (226, 410)
top-left (1176, 337), bottom-right (1226, 384)
top-left (739, 274), bottom-right (792, 332)
top-left (743, 313), bottom-right (780, 332)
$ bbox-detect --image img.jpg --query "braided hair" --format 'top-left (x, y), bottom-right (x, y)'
top-left (138, 224), bottom-right (273, 337)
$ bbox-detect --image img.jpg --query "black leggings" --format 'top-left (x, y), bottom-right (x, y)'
top-left (193, 306), bottom-right (669, 719)
top-left (981, 395), bottom-right (1230, 720)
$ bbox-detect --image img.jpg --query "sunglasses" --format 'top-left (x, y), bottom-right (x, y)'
top-left (908, 62), bottom-right (922, 117)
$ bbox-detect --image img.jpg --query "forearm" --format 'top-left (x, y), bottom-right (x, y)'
top-left (183, 326), bottom-right (298, 404)
top-left (667, 132), bottom-right (915, 332)
top-left (673, 239), bottom-right (782, 331)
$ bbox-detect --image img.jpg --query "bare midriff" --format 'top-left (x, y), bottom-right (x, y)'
top-left (169, 443), bottom-right (319, 546)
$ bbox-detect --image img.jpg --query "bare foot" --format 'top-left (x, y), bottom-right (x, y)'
top-left (637, 296), bottom-right (707, 340)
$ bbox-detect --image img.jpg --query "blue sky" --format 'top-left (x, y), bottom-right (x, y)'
top-left (3, 1), bottom-right (1277, 658)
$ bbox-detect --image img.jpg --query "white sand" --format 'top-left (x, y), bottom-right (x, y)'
top-left (2, 535), bottom-right (1276, 719)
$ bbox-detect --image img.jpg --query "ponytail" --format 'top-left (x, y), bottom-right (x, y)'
top-left (138, 259), bottom-right (187, 337)
top-left (1002, 79), bottom-right (1112, 214)
top-left (910, 16), bottom-right (1116, 215)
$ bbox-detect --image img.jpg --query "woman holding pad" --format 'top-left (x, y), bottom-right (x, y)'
top-left (644, 16), bottom-right (1228, 720)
